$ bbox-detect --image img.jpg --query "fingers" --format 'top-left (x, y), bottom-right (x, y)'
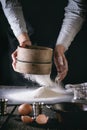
top-left (58, 67), bottom-right (68, 81)
top-left (20, 40), bottom-right (32, 47)
top-left (58, 55), bottom-right (68, 80)
top-left (58, 56), bottom-right (64, 66)
top-left (58, 58), bottom-right (68, 81)
top-left (11, 49), bottom-right (17, 71)
top-left (11, 40), bottom-right (32, 71)
top-left (54, 49), bottom-right (68, 81)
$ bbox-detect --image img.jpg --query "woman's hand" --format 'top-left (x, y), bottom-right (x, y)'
top-left (54, 45), bottom-right (68, 81)
top-left (11, 33), bottom-right (32, 71)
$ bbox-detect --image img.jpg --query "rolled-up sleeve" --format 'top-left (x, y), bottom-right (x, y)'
top-left (0, 0), bottom-right (28, 38)
top-left (56, 0), bottom-right (87, 51)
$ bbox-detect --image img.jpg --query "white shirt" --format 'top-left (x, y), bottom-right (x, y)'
top-left (0, 0), bottom-right (87, 50)
top-left (56, 0), bottom-right (87, 50)
top-left (0, 0), bottom-right (28, 38)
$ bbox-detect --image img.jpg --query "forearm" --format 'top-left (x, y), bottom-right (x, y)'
top-left (56, 0), bottom-right (87, 51)
top-left (0, 0), bottom-right (31, 45)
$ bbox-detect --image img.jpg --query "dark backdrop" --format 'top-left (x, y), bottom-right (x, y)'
top-left (0, 0), bottom-right (87, 86)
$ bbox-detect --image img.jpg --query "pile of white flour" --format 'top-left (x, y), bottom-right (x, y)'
top-left (29, 86), bottom-right (66, 98)
top-left (7, 74), bottom-right (69, 102)
top-left (24, 74), bottom-right (67, 98)
top-left (7, 85), bottom-right (68, 102)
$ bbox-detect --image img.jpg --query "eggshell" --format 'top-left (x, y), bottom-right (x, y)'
top-left (21, 115), bottom-right (34, 123)
top-left (36, 114), bottom-right (49, 124)
top-left (18, 103), bottom-right (32, 115)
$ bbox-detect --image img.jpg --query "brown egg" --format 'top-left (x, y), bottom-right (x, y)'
top-left (18, 103), bottom-right (32, 115)
top-left (36, 114), bottom-right (49, 124)
top-left (21, 115), bottom-right (34, 123)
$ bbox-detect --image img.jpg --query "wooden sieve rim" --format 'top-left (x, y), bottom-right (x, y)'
top-left (18, 45), bottom-right (53, 51)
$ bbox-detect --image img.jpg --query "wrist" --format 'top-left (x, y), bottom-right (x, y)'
top-left (56, 44), bottom-right (65, 53)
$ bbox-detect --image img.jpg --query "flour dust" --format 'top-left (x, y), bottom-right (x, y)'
top-left (7, 74), bottom-right (69, 101)
top-left (24, 74), bottom-right (66, 92)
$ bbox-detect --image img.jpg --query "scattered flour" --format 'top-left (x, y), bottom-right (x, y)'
top-left (8, 74), bottom-right (72, 102)
top-left (7, 74), bottom-right (69, 102)
top-left (21, 74), bottom-right (67, 99)
top-left (29, 86), bottom-right (64, 98)
top-left (7, 85), bottom-right (69, 102)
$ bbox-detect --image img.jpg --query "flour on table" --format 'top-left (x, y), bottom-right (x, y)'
top-left (7, 85), bottom-right (68, 102)
top-left (7, 74), bottom-right (68, 101)
top-left (24, 74), bottom-right (66, 98)
top-left (29, 86), bottom-right (63, 98)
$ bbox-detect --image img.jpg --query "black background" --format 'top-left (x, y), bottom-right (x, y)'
top-left (0, 0), bottom-right (87, 86)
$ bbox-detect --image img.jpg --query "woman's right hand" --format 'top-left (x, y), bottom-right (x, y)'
top-left (54, 44), bottom-right (68, 81)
